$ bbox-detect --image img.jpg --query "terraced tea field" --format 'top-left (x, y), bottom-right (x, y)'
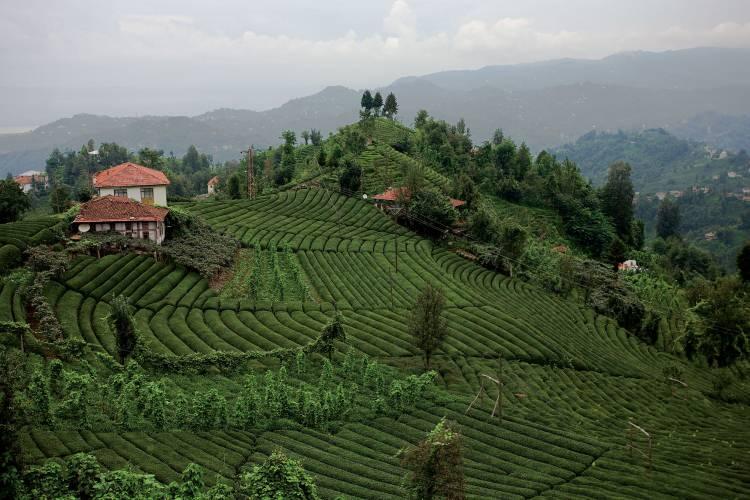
top-left (13, 188), bottom-right (750, 498)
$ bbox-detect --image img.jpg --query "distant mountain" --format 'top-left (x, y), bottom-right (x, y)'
top-left (393, 47), bottom-right (750, 92)
top-left (553, 128), bottom-right (750, 191)
top-left (670, 112), bottom-right (750, 153)
top-left (3, 47), bottom-right (750, 177)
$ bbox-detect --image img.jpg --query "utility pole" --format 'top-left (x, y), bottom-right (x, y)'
top-left (241, 145), bottom-right (256, 199)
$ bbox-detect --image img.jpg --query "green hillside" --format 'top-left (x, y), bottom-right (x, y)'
top-left (4, 187), bottom-right (748, 499)
top-left (554, 128), bottom-right (749, 191)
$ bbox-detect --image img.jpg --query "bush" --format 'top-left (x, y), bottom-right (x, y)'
top-left (0, 245), bottom-right (21, 274)
top-left (407, 190), bottom-right (456, 236)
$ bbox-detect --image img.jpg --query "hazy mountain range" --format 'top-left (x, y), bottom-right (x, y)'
top-left (2, 47), bottom-right (750, 177)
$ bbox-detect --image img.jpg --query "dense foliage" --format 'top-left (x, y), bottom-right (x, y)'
top-left (0, 179), bottom-right (30, 223)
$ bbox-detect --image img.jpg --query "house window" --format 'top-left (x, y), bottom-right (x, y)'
top-left (114, 188), bottom-right (127, 197)
top-left (140, 187), bottom-right (154, 204)
top-left (142, 231), bottom-right (150, 240)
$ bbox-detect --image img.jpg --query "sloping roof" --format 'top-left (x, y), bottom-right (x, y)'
top-left (208, 176), bottom-right (220, 186)
top-left (13, 175), bottom-right (34, 185)
top-left (18, 170), bottom-right (46, 177)
top-left (92, 162), bottom-right (170, 188)
top-left (74, 195), bottom-right (168, 223)
top-left (372, 187), bottom-right (466, 208)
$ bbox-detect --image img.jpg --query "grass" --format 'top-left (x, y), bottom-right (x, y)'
top-left (12, 189), bottom-right (750, 499)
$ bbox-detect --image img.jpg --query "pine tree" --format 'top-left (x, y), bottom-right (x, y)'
top-left (372, 92), bottom-right (384, 116)
top-left (383, 92), bottom-right (398, 119)
top-left (408, 283), bottom-right (447, 370)
top-left (600, 161), bottom-right (635, 244)
top-left (361, 90), bottom-right (373, 113)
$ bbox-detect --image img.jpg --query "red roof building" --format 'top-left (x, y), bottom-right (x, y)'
top-left (207, 176), bottom-right (220, 195)
top-left (372, 187), bottom-right (466, 208)
top-left (73, 195), bottom-right (169, 244)
top-left (93, 162), bottom-right (170, 188)
top-left (92, 162), bottom-right (170, 206)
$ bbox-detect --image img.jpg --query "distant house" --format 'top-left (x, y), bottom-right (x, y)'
top-left (655, 192), bottom-right (667, 201)
top-left (728, 171), bottom-right (740, 178)
top-left (705, 231), bottom-right (717, 241)
top-left (73, 195), bottom-right (169, 244)
top-left (13, 170), bottom-right (48, 193)
top-left (207, 176), bottom-right (220, 195)
top-left (617, 260), bottom-right (640, 272)
top-left (93, 162), bottom-right (169, 206)
top-left (372, 187), bottom-right (466, 211)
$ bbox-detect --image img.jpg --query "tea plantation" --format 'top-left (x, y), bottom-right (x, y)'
top-left (4, 189), bottom-right (750, 499)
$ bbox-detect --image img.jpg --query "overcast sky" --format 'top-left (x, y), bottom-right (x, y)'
top-left (1, 0), bottom-right (749, 127)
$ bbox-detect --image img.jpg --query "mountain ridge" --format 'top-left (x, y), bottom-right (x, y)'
top-left (3, 47), bottom-right (750, 176)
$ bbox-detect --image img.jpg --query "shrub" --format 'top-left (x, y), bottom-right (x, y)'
top-left (0, 245), bottom-right (21, 274)
top-left (239, 449), bottom-right (320, 500)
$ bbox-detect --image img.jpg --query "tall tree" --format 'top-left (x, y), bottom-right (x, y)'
top-left (182, 145), bottom-right (201, 173)
top-left (408, 283), bottom-right (448, 370)
top-left (515, 142), bottom-right (532, 180)
top-left (491, 128), bottom-right (504, 145)
top-left (414, 110), bottom-right (429, 129)
top-left (400, 417), bottom-right (465, 500)
top-left (361, 90), bottom-right (373, 113)
top-left (0, 179), bottom-right (30, 223)
top-left (600, 161), bottom-right (635, 244)
top-left (227, 175), bottom-right (241, 199)
top-left (383, 92), bottom-right (398, 119)
top-left (309, 129), bottom-right (322, 146)
top-left (656, 197), bottom-right (680, 239)
top-left (301, 130), bottom-right (310, 145)
top-left (49, 184), bottom-right (70, 214)
top-left (372, 92), bottom-right (384, 116)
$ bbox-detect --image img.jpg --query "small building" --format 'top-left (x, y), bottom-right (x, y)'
top-left (93, 162), bottom-right (170, 206)
top-left (73, 195), bottom-right (169, 244)
top-left (372, 187), bottom-right (466, 211)
top-left (705, 231), bottom-right (717, 241)
top-left (207, 176), bottom-right (220, 195)
top-left (617, 260), bottom-right (639, 272)
top-left (13, 170), bottom-right (48, 193)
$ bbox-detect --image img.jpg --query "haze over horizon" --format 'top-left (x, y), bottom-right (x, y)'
top-left (2, 0), bottom-right (750, 128)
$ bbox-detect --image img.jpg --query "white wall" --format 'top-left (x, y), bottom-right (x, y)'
top-left (89, 220), bottom-right (165, 244)
top-left (97, 185), bottom-right (168, 206)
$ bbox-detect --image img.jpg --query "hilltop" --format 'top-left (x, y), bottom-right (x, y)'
top-left (553, 127), bottom-right (750, 191)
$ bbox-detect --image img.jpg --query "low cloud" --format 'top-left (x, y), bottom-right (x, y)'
top-left (1, 0), bottom-right (749, 121)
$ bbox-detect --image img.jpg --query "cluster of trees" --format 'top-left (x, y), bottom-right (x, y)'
top-left (0, 178), bottom-right (31, 223)
top-left (15, 449), bottom-right (318, 499)
top-left (41, 140), bottom-right (218, 209)
top-left (410, 111), bottom-right (630, 260)
top-left (360, 90), bottom-right (398, 119)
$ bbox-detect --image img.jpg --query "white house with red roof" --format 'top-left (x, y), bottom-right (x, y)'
top-left (93, 162), bottom-right (170, 206)
top-left (207, 176), bottom-right (220, 195)
top-left (13, 170), bottom-right (48, 193)
top-left (73, 195), bottom-right (169, 244)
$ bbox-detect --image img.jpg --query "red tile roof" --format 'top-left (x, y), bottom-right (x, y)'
top-left (208, 176), bottom-right (220, 186)
top-left (13, 175), bottom-right (34, 185)
top-left (74, 195), bottom-right (168, 223)
top-left (92, 162), bottom-right (170, 188)
top-left (372, 187), bottom-right (466, 208)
